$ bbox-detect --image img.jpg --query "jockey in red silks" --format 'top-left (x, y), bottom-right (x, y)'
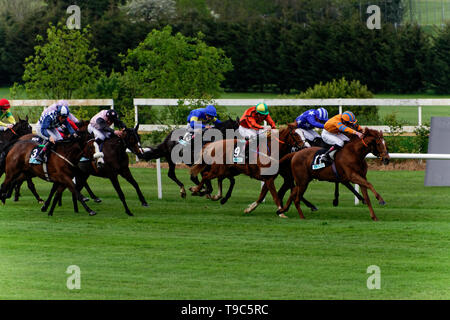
top-left (238, 103), bottom-right (276, 139)
top-left (0, 98), bottom-right (16, 131)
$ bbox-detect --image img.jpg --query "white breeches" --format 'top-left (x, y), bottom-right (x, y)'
top-left (321, 129), bottom-right (349, 147)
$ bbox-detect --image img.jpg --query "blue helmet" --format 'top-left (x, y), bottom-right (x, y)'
top-left (205, 105), bottom-right (217, 117)
top-left (57, 105), bottom-right (69, 117)
top-left (316, 107), bottom-right (328, 122)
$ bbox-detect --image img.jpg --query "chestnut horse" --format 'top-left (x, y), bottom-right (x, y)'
top-left (0, 133), bottom-right (95, 216)
top-left (189, 124), bottom-right (305, 215)
top-left (278, 128), bottom-right (390, 221)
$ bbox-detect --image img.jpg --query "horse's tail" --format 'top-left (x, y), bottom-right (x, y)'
top-left (190, 163), bottom-right (208, 176)
top-left (141, 145), bottom-right (164, 161)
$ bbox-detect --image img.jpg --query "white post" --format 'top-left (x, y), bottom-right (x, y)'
top-left (355, 184), bottom-right (360, 205)
top-left (156, 158), bottom-right (162, 199)
top-left (418, 105), bottom-right (422, 127)
top-left (339, 105), bottom-right (343, 114)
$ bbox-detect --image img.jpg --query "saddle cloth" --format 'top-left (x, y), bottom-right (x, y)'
top-left (311, 149), bottom-right (333, 170)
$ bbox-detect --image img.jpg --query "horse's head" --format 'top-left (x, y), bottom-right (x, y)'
top-left (279, 123), bottom-right (305, 152)
top-left (75, 120), bottom-right (90, 132)
top-left (12, 116), bottom-right (32, 137)
top-left (215, 116), bottom-right (241, 132)
top-left (121, 124), bottom-right (144, 159)
top-left (362, 128), bottom-right (390, 165)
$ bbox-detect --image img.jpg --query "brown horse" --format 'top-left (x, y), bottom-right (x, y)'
top-left (0, 133), bottom-right (95, 216)
top-left (189, 124), bottom-right (305, 214)
top-left (278, 128), bottom-right (390, 221)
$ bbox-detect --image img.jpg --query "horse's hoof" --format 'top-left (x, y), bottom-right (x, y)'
top-left (41, 206), bottom-right (47, 212)
top-left (180, 192), bottom-right (186, 199)
top-left (48, 213), bottom-right (53, 216)
top-left (379, 200), bottom-right (386, 206)
top-left (13, 198), bottom-right (19, 202)
top-left (333, 199), bottom-right (339, 207)
top-left (142, 202), bottom-right (149, 207)
top-left (82, 197), bottom-right (90, 202)
top-left (371, 216), bottom-right (379, 221)
top-left (38, 199), bottom-right (44, 204)
top-left (311, 206), bottom-right (318, 212)
top-left (89, 211), bottom-right (96, 216)
top-left (278, 213), bottom-right (289, 218)
top-left (94, 198), bottom-right (102, 203)
top-left (126, 212), bottom-right (134, 217)
top-left (220, 198), bottom-right (228, 205)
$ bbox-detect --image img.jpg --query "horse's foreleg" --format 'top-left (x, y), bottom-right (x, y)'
top-left (333, 182), bottom-right (339, 207)
top-left (265, 179), bottom-right (283, 213)
top-left (41, 183), bottom-right (59, 212)
top-left (342, 181), bottom-right (365, 204)
top-left (360, 186), bottom-right (378, 221)
top-left (48, 185), bottom-right (65, 216)
top-left (210, 177), bottom-right (223, 201)
top-left (350, 174), bottom-right (385, 221)
top-left (13, 180), bottom-right (23, 202)
top-left (62, 176), bottom-right (96, 216)
top-left (110, 176), bottom-right (133, 216)
top-left (120, 168), bottom-right (148, 207)
top-left (244, 180), bottom-right (269, 214)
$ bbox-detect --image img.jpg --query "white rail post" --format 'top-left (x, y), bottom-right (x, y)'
top-left (156, 158), bottom-right (162, 199)
top-left (354, 184), bottom-right (360, 205)
top-left (418, 105), bottom-right (422, 127)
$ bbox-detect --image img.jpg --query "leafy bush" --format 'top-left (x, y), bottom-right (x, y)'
top-left (270, 78), bottom-right (378, 125)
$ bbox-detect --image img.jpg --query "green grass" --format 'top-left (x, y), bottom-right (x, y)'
top-left (0, 168), bottom-right (448, 299)
top-left (403, 0), bottom-right (450, 26)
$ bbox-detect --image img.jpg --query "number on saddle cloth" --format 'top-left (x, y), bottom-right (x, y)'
top-left (29, 144), bottom-right (46, 164)
top-left (179, 131), bottom-right (193, 146)
top-left (233, 139), bottom-right (247, 164)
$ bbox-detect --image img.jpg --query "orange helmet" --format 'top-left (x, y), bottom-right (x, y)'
top-left (0, 98), bottom-right (10, 110)
top-left (341, 111), bottom-right (357, 124)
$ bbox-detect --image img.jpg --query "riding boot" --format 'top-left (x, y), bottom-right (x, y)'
top-left (322, 145), bottom-right (341, 163)
top-left (93, 139), bottom-right (105, 167)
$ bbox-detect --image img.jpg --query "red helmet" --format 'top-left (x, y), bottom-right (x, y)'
top-left (0, 98), bottom-right (10, 110)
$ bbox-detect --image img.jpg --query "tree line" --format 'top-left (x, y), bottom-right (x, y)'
top-left (1, 0), bottom-right (449, 94)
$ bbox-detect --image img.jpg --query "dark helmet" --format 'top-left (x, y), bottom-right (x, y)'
top-left (106, 109), bottom-right (118, 121)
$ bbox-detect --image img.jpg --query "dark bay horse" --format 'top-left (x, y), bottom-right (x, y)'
top-left (141, 117), bottom-right (240, 198)
top-left (0, 133), bottom-right (96, 216)
top-left (59, 125), bottom-right (148, 216)
top-left (278, 128), bottom-right (390, 221)
top-left (189, 124), bottom-right (305, 215)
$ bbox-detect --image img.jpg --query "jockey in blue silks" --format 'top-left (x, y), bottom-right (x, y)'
top-left (295, 107), bottom-right (329, 147)
top-left (34, 105), bottom-right (76, 162)
top-left (186, 105), bottom-right (221, 132)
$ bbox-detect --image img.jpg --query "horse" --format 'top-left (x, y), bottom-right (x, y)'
top-left (0, 132), bottom-right (96, 216)
top-left (42, 124), bottom-right (148, 216)
top-left (141, 117), bottom-right (241, 198)
top-left (189, 123), bottom-right (306, 215)
top-left (9, 120), bottom-right (99, 204)
top-left (278, 128), bottom-right (390, 221)
top-left (244, 134), bottom-right (365, 215)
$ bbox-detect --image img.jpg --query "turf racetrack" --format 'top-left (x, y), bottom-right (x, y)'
top-left (0, 168), bottom-right (448, 299)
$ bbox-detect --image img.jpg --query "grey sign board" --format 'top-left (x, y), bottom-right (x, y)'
top-left (425, 117), bottom-right (450, 186)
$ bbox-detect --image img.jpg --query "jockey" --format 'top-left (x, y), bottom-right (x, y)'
top-left (34, 104), bottom-right (76, 162)
top-left (239, 103), bottom-right (276, 139)
top-left (0, 98), bottom-right (16, 131)
top-left (186, 105), bottom-right (221, 132)
top-left (321, 110), bottom-right (364, 162)
top-left (88, 109), bottom-right (126, 165)
top-left (295, 107), bottom-right (328, 147)
top-left (43, 100), bottom-right (80, 135)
